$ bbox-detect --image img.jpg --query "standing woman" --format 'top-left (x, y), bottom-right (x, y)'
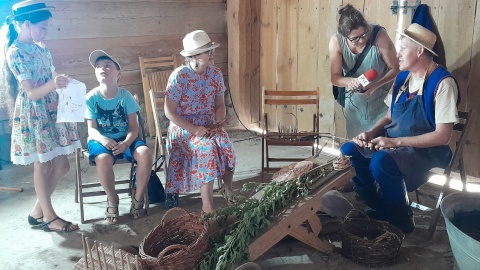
top-left (164, 30), bottom-right (236, 213)
top-left (2, 1), bottom-right (81, 232)
top-left (329, 4), bottom-right (399, 139)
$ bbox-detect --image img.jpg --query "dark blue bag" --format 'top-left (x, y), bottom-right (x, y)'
top-left (131, 155), bottom-right (166, 204)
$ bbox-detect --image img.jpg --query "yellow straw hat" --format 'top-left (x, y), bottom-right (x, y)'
top-left (397, 23), bottom-right (438, 57)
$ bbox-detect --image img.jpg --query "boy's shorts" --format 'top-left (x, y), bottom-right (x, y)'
top-left (87, 137), bottom-right (147, 164)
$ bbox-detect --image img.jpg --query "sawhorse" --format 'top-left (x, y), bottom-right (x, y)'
top-left (248, 167), bottom-right (355, 260)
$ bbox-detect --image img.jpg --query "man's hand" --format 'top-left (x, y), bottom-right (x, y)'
top-left (352, 131), bottom-right (375, 147)
top-left (369, 136), bottom-right (399, 150)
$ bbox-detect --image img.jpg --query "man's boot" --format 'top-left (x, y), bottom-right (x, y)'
top-left (355, 186), bottom-right (389, 221)
top-left (386, 200), bottom-right (415, 234)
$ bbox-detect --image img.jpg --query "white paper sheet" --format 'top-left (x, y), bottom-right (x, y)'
top-left (56, 78), bottom-right (87, 123)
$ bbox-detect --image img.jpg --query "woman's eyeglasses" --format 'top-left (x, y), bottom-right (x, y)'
top-left (347, 29), bottom-right (369, 43)
top-left (205, 49), bottom-right (216, 56)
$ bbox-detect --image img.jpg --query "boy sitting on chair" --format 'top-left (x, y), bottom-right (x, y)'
top-left (85, 50), bottom-right (152, 224)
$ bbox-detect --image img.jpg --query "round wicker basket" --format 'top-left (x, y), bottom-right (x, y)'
top-left (139, 208), bottom-right (208, 270)
top-left (341, 209), bottom-right (405, 267)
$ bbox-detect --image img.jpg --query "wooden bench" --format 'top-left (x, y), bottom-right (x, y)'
top-left (248, 167), bottom-right (355, 260)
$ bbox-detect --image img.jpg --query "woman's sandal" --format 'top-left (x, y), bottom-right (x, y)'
top-left (28, 215), bottom-right (43, 226)
top-left (105, 196), bottom-right (119, 224)
top-left (219, 188), bottom-right (238, 206)
top-left (130, 196), bottom-right (145, 219)
top-left (41, 217), bottom-right (79, 232)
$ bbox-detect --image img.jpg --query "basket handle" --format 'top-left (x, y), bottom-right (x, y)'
top-left (345, 208), bottom-right (371, 222)
top-left (278, 112), bottom-right (299, 133)
top-left (157, 244), bottom-right (189, 259)
top-left (160, 207), bottom-right (190, 226)
top-left (374, 231), bottom-right (401, 245)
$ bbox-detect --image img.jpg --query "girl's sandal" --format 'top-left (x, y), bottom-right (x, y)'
top-left (130, 195), bottom-right (145, 219)
top-left (41, 217), bottom-right (79, 232)
top-left (105, 196), bottom-right (119, 224)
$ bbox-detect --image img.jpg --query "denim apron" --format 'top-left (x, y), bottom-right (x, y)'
top-left (354, 74), bottom-right (452, 192)
top-left (381, 81), bottom-right (451, 191)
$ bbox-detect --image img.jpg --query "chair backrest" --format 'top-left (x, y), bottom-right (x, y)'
top-left (149, 90), bottom-right (167, 138)
top-left (444, 110), bottom-right (474, 184)
top-left (261, 86), bottom-right (320, 133)
top-left (139, 55), bottom-right (177, 137)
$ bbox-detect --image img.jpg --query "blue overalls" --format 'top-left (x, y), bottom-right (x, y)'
top-left (341, 65), bottom-right (455, 205)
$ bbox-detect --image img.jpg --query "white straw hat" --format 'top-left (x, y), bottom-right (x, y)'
top-left (397, 23), bottom-right (438, 57)
top-left (180, 30), bottom-right (220, 57)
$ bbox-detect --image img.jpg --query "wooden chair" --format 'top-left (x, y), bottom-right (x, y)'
top-left (411, 110), bottom-right (474, 239)
top-left (75, 111), bottom-right (149, 224)
top-left (149, 89), bottom-right (168, 180)
top-left (139, 55), bottom-right (177, 137)
top-left (261, 86), bottom-right (320, 182)
top-left (73, 234), bottom-right (144, 269)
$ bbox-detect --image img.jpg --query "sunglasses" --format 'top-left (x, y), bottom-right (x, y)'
top-left (347, 29), bottom-right (370, 43)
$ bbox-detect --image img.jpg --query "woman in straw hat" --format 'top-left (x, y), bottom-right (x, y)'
top-left (1, 0), bottom-right (81, 232)
top-left (340, 23), bottom-right (459, 233)
top-left (329, 4), bottom-right (399, 139)
top-left (164, 30), bottom-right (236, 213)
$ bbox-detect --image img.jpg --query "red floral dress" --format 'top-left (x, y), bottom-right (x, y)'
top-left (164, 65), bottom-right (236, 193)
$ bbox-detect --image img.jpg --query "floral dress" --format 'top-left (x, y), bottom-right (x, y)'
top-left (165, 65), bottom-right (236, 193)
top-left (6, 40), bottom-right (81, 165)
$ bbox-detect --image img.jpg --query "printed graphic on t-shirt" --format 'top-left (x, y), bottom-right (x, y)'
top-left (95, 102), bottom-right (127, 135)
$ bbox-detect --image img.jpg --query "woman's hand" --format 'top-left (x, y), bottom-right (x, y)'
top-left (346, 77), bottom-right (362, 92)
top-left (54, 74), bottom-right (69, 89)
top-left (192, 126), bottom-right (209, 137)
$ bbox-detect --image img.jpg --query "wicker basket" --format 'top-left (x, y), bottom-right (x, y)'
top-left (341, 209), bottom-right (405, 267)
top-left (139, 207), bottom-right (208, 270)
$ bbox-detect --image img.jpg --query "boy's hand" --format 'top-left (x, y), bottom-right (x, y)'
top-left (99, 137), bottom-right (117, 151)
top-left (112, 141), bottom-right (127, 155)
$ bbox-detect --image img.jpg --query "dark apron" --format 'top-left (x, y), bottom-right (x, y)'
top-left (357, 86), bottom-right (451, 191)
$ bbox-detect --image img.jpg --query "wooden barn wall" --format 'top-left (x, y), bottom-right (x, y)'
top-left (254, 0), bottom-right (480, 177)
top-left (0, 0), bottom-right (228, 118)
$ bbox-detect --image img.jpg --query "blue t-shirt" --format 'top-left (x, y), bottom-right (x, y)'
top-left (85, 87), bottom-right (140, 139)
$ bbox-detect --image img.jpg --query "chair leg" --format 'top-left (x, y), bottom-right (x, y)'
top-left (144, 188), bottom-right (149, 215)
top-left (261, 135), bottom-right (265, 183)
top-left (75, 149), bottom-right (79, 204)
top-left (415, 189), bottom-right (421, 205)
top-left (425, 177), bottom-right (452, 240)
top-left (76, 149), bottom-right (85, 224)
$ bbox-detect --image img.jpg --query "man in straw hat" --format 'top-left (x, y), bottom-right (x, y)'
top-left (340, 23), bottom-right (459, 233)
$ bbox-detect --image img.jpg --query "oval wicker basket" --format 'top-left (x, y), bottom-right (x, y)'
top-left (139, 208), bottom-right (208, 270)
top-left (341, 209), bottom-right (405, 268)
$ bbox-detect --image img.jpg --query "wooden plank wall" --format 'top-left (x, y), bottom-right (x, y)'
top-left (227, 0), bottom-right (260, 127)
top-left (256, 0), bottom-right (480, 177)
top-left (1, 0), bottom-right (228, 137)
